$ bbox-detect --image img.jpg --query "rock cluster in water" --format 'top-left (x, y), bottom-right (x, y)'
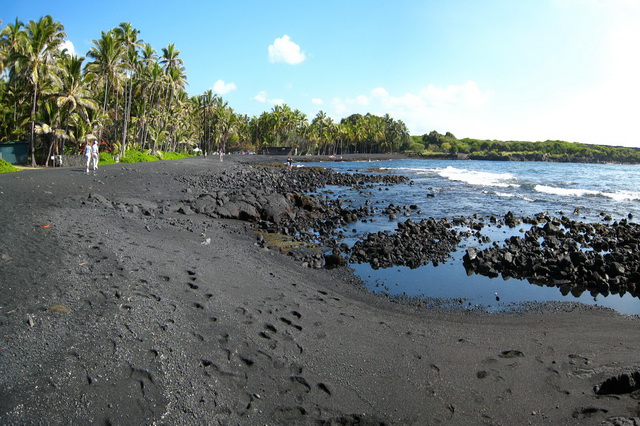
top-left (348, 218), bottom-right (462, 269)
top-left (463, 214), bottom-right (640, 299)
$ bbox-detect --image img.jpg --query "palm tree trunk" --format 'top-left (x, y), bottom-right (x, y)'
top-left (45, 135), bottom-right (56, 167)
top-left (29, 87), bottom-right (39, 167)
top-left (122, 77), bottom-right (133, 153)
top-left (98, 80), bottom-right (109, 146)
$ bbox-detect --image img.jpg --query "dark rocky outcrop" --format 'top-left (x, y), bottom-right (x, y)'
top-left (594, 371), bottom-right (640, 395)
top-left (463, 215), bottom-right (640, 298)
top-left (176, 164), bottom-right (410, 268)
top-left (348, 218), bottom-right (462, 269)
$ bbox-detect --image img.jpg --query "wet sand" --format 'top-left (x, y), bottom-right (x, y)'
top-left (1, 155), bottom-right (639, 425)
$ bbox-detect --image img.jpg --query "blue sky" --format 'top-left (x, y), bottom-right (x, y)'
top-left (3, 0), bottom-right (640, 147)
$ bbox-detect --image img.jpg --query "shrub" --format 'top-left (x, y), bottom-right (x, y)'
top-left (119, 150), bottom-right (158, 163)
top-left (405, 142), bottom-right (425, 154)
top-left (98, 152), bottom-right (117, 164)
top-left (161, 151), bottom-right (193, 160)
top-left (0, 158), bottom-right (20, 173)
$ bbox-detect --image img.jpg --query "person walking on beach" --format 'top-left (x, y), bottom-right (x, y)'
top-left (91, 140), bottom-right (99, 171)
top-left (84, 141), bottom-right (92, 174)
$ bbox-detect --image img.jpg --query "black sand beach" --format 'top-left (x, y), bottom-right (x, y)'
top-left (1, 156), bottom-right (639, 425)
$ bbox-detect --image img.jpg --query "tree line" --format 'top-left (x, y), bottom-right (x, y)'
top-left (0, 16), bottom-right (410, 166)
top-left (409, 131), bottom-right (640, 164)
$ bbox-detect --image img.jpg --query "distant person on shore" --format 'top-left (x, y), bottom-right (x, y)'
top-left (84, 141), bottom-right (92, 174)
top-left (219, 150), bottom-right (224, 162)
top-left (287, 156), bottom-right (293, 170)
top-left (91, 140), bottom-right (99, 171)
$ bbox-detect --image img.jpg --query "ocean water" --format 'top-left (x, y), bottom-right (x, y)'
top-left (303, 159), bottom-right (640, 314)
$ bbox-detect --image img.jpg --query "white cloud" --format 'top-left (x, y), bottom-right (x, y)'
top-left (60, 39), bottom-right (76, 56)
top-left (253, 90), bottom-right (284, 106)
top-left (212, 79), bottom-right (237, 95)
top-left (331, 97), bottom-right (348, 115)
top-left (311, 98), bottom-right (324, 105)
top-left (329, 81), bottom-right (494, 136)
top-left (268, 35), bottom-right (306, 65)
top-left (371, 87), bottom-right (389, 98)
top-left (253, 91), bottom-right (268, 103)
top-left (419, 81), bottom-right (492, 109)
top-left (355, 95), bottom-right (370, 106)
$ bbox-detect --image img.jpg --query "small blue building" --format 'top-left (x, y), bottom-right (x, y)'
top-left (0, 142), bottom-right (29, 164)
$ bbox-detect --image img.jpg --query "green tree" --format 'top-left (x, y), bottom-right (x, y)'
top-left (55, 54), bottom-right (98, 156)
top-left (14, 15), bottom-right (66, 165)
top-left (87, 30), bottom-right (125, 148)
top-left (113, 22), bottom-right (142, 154)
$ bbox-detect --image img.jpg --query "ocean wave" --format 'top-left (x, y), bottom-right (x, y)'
top-left (429, 166), bottom-right (519, 188)
top-left (494, 191), bottom-right (535, 202)
top-left (534, 185), bottom-right (640, 201)
top-left (603, 190), bottom-right (640, 202)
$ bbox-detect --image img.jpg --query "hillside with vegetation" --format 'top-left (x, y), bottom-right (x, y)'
top-left (405, 131), bottom-right (640, 164)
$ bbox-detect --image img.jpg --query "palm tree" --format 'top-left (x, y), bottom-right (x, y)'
top-left (290, 109), bottom-right (308, 154)
top-left (164, 65), bottom-right (187, 149)
top-left (113, 23), bottom-right (142, 154)
top-left (310, 110), bottom-right (335, 154)
top-left (36, 98), bottom-right (66, 166)
top-left (135, 45), bottom-right (161, 149)
top-left (55, 54), bottom-right (98, 156)
top-left (14, 15), bottom-right (66, 166)
top-left (215, 103), bottom-right (237, 155)
top-left (159, 44), bottom-right (186, 148)
top-left (86, 30), bottom-right (125, 149)
top-left (0, 19), bottom-right (27, 140)
top-left (197, 89), bottom-right (218, 153)
top-left (160, 43), bottom-right (183, 72)
top-left (0, 18), bottom-right (25, 77)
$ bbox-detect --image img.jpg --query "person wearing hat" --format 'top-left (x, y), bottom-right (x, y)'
top-left (91, 140), bottom-right (99, 171)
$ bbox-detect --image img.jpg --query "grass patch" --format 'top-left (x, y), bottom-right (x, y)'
top-left (98, 152), bottom-right (117, 165)
top-left (254, 230), bottom-right (322, 254)
top-left (160, 151), bottom-right (193, 160)
top-left (119, 150), bottom-right (159, 163)
top-left (0, 158), bottom-right (20, 173)
top-left (49, 304), bottom-right (71, 314)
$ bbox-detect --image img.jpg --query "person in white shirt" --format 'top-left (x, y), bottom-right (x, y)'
top-left (84, 141), bottom-right (92, 174)
top-left (91, 141), bottom-right (99, 171)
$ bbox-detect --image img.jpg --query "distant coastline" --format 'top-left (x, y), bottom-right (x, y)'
top-left (406, 133), bottom-right (640, 165)
top-left (283, 151), bottom-right (640, 166)
top-left (416, 151), bottom-right (640, 165)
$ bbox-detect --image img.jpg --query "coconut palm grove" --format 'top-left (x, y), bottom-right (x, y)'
top-left (3, 16), bottom-right (640, 168)
top-left (0, 16), bottom-right (413, 166)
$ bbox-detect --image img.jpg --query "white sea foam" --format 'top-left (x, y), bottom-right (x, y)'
top-left (494, 191), bottom-right (535, 202)
top-left (603, 190), bottom-right (640, 202)
top-left (534, 185), bottom-right (640, 201)
top-left (534, 185), bottom-right (599, 197)
top-left (431, 166), bottom-right (518, 188)
top-left (494, 191), bottom-right (514, 198)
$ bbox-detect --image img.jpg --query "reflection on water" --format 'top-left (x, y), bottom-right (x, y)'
top-left (354, 260), bottom-right (640, 315)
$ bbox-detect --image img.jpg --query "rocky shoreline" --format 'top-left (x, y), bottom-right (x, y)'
top-left (1, 155), bottom-right (640, 424)
top-left (175, 159), bottom-right (640, 304)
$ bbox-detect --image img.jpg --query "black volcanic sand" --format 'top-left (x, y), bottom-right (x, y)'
top-left (1, 155), bottom-right (640, 425)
